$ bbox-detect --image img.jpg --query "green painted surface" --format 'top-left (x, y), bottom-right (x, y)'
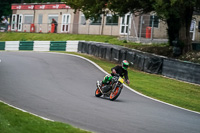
top-left (0, 41), bottom-right (5, 50)
top-left (50, 41), bottom-right (66, 51)
top-left (19, 41), bottom-right (34, 50)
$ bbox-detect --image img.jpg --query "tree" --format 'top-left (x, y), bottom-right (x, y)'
top-left (154, 0), bottom-right (200, 54)
top-left (66, 0), bottom-right (153, 19)
top-left (65, 0), bottom-right (107, 19)
top-left (65, 0), bottom-right (200, 55)
top-left (0, 0), bottom-right (19, 18)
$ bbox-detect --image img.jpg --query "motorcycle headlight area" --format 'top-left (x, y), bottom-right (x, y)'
top-left (112, 77), bottom-right (118, 82)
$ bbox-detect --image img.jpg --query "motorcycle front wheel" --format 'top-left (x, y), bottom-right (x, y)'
top-left (109, 87), bottom-right (121, 101)
top-left (95, 88), bottom-right (102, 97)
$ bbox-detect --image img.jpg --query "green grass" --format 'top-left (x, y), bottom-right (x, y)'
top-left (0, 32), bottom-right (139, 46)
top-left (0, 51), bottom-right (199, 133)
top-left (66, 52), bottom-right (200, 112)
top-left (0, 102), bottom-right (90, 133)
top-left (0, 32), bottom-right (200, 132)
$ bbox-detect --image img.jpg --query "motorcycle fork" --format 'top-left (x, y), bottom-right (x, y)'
top-left (96, 81), bottom-right (104, 94)
top-left (112, 81), bottom-right (118, 92)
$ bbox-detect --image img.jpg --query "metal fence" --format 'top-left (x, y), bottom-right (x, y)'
top-left (2, 14), bottom-right (200, 42)
top-left (9, 23), bottom-right (124, 36)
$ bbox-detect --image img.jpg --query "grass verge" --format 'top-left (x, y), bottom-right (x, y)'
top-left (65, 52), bottom-right (200, 113)
top-left (1, 32), bottom-right (200, 63)
top-left (0, 32), bottom-right (139, 46)
top-left (0, 51), bottom-right (199, 133)
top-left (0, 102), bottom-right (90, 133)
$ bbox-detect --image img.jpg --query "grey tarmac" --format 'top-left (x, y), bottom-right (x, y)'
top-left (0, 52), bottom-right (199, 133)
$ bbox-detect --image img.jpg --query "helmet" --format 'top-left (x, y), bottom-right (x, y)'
top-left (122, 60), bottom-right (129, 70)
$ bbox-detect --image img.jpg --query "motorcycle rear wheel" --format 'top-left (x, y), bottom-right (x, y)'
top-left (110, 87), bottom-right (121, 101)
top-left (95, 88), bottom-right (102, 97)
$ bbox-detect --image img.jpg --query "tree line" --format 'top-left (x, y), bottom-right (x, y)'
top-left (1, 0), bottom-right (200, 55)
top-left (65, 0), bottom-right (200, 55)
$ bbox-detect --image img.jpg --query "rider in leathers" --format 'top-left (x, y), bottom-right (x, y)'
top-left (101, 60), bottom-right (130, 92)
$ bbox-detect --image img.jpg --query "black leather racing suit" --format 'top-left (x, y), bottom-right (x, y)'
top-left (111, 65), bottom-right (129, 81)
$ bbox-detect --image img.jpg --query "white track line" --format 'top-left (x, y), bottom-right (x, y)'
top-left (57, 52), bottom-right (200, 115)
top-left (0, 51), bottom-right (199, 123)
top-left (0, 100), bottom-right (54, 121)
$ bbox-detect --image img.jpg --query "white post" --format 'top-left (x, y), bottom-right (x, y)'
top-left (126, 13), bottom-right (131, 42)
top-left (132, 15), bottom-right (139, 41)
top-left (151, 14), bottom-right (155, 41)
top-left (139, 15), bottom-right (143, 42)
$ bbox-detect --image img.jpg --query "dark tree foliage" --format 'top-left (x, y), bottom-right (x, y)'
top-left (2, 0), bottom-right (200, 54)
top-left (65, 0), bottom-right (200, 54)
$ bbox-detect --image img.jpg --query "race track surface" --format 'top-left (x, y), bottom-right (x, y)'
top-left (0, 52), bottom-right (200, 133)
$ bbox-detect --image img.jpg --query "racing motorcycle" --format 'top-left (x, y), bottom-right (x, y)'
top-left (95, 74), bottom-right (124, 101)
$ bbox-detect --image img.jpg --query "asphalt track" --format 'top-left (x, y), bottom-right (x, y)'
top-left (0, 52), bottom-right (200, 133)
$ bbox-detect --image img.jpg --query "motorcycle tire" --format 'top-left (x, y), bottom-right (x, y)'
top-left (95, 88), bottom-right (102, 97)
top-left (109, 87), bottom-right (121, 101)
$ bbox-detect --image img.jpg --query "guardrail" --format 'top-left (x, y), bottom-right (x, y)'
top-left (0, 41), bottom-right (80, 52)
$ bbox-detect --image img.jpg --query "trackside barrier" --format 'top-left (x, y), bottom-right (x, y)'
top-left (126, 51), bottom-right (136, 67)
top-left (33, 41), bottom-right (50, 51)
top-left (119, 48), bottom-right (129, 63)
top-left (50, 41), bottom-right (67, 51)
top-left (5, 41), bottom-right (20, 51)
top-left (162, 59), bottom-right (200, 84)
top-left (81, 41), bottom-right (89, 54)
top-left (1, 41), bottom-right (199, 84)
top-left (111, 47), bottom-right (120, 62)
top-left (126, 50), bottom-right (163, 74)
top-left (92, 42), bottom-right (101, 57)
top-left (143, 54), bottom-right (163, 74)
top-left (0, 42), bottom-right (5, 50)
top-left (78, 41), bottom-right (200, 85)
top-left (2, 41), bottom-right (80, 52)
top-left (19, 41), bottom-right (34, 50)
top-left (66, 41), bottom-right (79, 52)
top-left (105, 45), bottom-right (113, 61)
top-left (99, 45), bottom-right (107, 59)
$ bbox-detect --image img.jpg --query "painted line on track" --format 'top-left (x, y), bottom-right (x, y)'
top-left (54, 52), bottom-right (200, 115)
top-left (0, 100), bottom-right (54, 121)
top-left (0, 51), bottom-right (199, 123)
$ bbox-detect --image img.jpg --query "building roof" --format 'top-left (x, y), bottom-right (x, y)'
top-left (11, 2), bottom-right (71, 10)
top-left (12, 2), bottom-right (65, 5)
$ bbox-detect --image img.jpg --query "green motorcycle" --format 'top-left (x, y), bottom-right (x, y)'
top-left (95, 74), bottom-right (124, 101)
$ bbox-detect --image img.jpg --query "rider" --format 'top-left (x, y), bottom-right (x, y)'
top-left (101, 60), bottom-right (130, 90)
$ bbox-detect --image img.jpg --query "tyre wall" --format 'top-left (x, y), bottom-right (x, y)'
top-left (162, 59), bottom-right (200, 84)
top-left (78, 41), bottom-right (200, 84)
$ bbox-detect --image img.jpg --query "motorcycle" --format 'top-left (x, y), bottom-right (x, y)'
top-left (95, 74), bottom-right (124, 101)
